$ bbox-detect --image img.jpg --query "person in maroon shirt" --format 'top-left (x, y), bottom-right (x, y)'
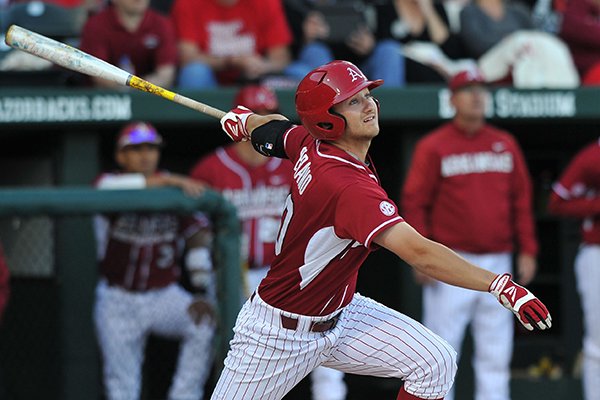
top-left (548, 138), bottom-right (600, 400)
top-left (79, 0), bottom-right (178, 88)
top-left (560, 0), bottom-right (600, 84)
top-left (401, 69), bottom-right (539, 400)
top-left (93, 122), bottom-right (215, 400)
top-left (211, 60), bottom-right (551, 400)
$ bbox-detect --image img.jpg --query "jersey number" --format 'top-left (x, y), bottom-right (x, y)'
top-left (275, 194), bottom-right (293, 256)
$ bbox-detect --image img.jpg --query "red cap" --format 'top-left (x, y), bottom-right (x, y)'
top-left (117, 122), bottom-right (163, 150)
top-left (234, 85), bottom-right (279, 113)
top-left (449, 69), bottom-right (486, 92)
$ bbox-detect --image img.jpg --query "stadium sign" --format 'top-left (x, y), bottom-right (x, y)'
top-left (438, 89), bottom-right (576, 119)
top-left (0, 94), bottom-right (132, 122)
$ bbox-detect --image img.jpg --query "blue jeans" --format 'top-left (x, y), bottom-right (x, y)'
top-left (177, 62), bottom-right (218, 89)
top-left (284, 42), bottom-right (334, 81)
top-left (363, 39), bottom-right (405, 87)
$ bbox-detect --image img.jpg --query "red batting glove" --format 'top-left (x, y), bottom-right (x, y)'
top-left (489, 273), bottom-right (552, 331)
top-left (220, 106), bottom-right (253, 142)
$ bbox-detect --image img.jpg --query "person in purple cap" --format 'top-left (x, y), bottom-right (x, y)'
top-left (92, 121), bottom-right (217, 400)
top-left (402, 69), bottom-right (539, 400)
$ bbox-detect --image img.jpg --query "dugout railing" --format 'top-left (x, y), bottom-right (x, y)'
top-left (0, 187), bottom-right (240, 400)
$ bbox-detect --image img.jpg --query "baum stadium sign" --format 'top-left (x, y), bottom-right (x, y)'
top-left (0, 94), bottom-right (131, 122)
top-left (438, 89), bottom-right (576, 119)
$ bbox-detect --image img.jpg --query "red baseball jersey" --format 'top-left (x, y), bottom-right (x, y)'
top-left (402, 121), bottom-right (538, 256)
top-left (257, 126), bottom-right (403, 316)
top-left (94, 172), bottom-right (209, 291)
top-left (80, 4), bottom-right (178, 78)
top-left (190, 145), bottom-right (293, 269)
top-left (549, 138), bottom-right (600, 244)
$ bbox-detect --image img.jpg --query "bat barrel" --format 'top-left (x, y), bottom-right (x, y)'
top-left (5, 24), bottom-right (130, 85)
top-left (5, 24), bottom-right (227, 120)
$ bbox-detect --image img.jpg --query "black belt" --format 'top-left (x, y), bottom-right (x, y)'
top-left (250, 292), bottom-right (340, 333)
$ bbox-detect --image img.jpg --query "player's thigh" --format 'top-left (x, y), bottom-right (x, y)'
top-left (148, 284), bottom-right (199, 336)
top-left (211, 301), bottom-right (326, 400)
top-left (327, 294), bottom-right (457, 382)
top-left (94, 281), bottom-right (144, 341)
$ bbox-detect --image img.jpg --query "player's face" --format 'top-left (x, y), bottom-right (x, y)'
top-left (332, 88), bottom-right (379, 140)
top-left (116, 144), bottom-right (160, 176)
top-left (114, 0), bottom-right (150, 15)
top-left (451, 85), bottom-right (487, 121)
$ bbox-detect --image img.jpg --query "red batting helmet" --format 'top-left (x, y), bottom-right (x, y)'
top-left (234, 85), bottom-right (279, 114)
top-left (295, 60), bottom-right (383, 141)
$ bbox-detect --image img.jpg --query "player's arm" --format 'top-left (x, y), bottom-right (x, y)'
top-left (374, 222), bottom-right (552, 331)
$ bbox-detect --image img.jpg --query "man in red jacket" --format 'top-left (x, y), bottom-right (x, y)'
top-left (401, 69), bottom-right (539, 400)
top-left (548, 138), bottom-right (600, 400)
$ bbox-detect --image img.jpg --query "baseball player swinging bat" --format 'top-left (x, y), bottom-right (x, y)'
top-left (4, 25), bottom-right (226, 120)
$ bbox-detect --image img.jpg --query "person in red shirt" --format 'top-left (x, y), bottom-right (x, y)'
top-left (560, 0), bottom-right (600, 84)
top-left (171, 0), bottom-right (297, 88)
top-left (190, 84), bottom-right (347, 400)
top-left (548, 138), bottom-right (600, 400)
top-left (212, 60), bottom-right (551, 400)
top-left (93, 122), bottom-right (215, 400)
top-left (401, 69), bottom-right (539, 400)
top-left (79, 0), bottom-right (178, 88)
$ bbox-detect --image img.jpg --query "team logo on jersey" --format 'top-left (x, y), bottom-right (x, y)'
top-left (347, 67), bottom-right (365, 82)
top-left (492, 141), bottom-right (506, 152)
top-left (379, 201), bottom-right (396, 216)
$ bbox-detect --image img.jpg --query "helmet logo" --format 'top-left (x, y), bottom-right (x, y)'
top-left (347, 67), bottom-right (365, 82)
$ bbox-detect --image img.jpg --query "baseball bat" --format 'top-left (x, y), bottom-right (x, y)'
top-left (4, 24), bottom-right (226, 120)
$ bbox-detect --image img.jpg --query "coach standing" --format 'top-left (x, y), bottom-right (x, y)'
top-left (401, 69), bottom-right (539, 400)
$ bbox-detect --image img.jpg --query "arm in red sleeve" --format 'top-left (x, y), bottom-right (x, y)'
top-left (0, 244), bottom-right (10, 323)
top-left (548, 143), bottom-right (600, 217)
top-left (401, 137), bottom-right (441, 238)
top-left (560, 0), bottom-right (600, 50)
top-left (510, 139), bottom-right (539, 256)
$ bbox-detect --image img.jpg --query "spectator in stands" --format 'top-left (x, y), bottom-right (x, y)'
top-left (171, 0), bottom-right (299, 88)
top-left (559, 0), bottom-right (600, 85)
top-left (93, 122), bottom-right (216, 400)
top-left (79, 0), bottom-right (178, 88)
top-left (283, 0), bottom-right (411, 87)
top-left (372, 0), bottom-right (466, 84)
top-left (458, 0), bottom-right (579, 87)
top-left (459, 0), bottom-right (533, 60)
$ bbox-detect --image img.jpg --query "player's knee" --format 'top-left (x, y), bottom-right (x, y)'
top-left (584, 336), bottom-right (600, 360)
top-left (405, 342), bottom-right (457, 398)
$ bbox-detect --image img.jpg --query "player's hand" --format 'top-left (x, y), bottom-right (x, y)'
top-left (489, 273), bottom-right (552, 331)
top-left (187, 297), bottom-right (216, 325)
top-left (220, 106), bottom-right (253, 142)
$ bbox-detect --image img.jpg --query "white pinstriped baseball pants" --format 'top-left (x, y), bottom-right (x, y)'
top-left (211, 292), bottom-right (457, 400)
top-left (575, 245), bottom-right (600, 400)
